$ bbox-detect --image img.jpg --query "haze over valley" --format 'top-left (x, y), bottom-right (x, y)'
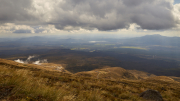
top-left (0, 34), bottom-right (180, 77)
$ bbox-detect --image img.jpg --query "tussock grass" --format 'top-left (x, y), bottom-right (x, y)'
top-left (0, 66), bottom-right (63, 101)
top-left (0, 59), bottom-right (180, 101)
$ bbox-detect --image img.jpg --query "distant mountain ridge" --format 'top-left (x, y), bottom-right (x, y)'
top-left (1, 34), bottom-right (180, 45)
top-left (122, 34), bottom-right (180, 46)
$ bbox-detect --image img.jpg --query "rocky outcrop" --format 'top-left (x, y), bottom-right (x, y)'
top-left (140, 89), bottom-right (163, 101)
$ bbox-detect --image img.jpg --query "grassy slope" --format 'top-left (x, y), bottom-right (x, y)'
top-left (74, 66), bottom-right (138, 80)
top-left (0, 58), bottom-right (180, 101)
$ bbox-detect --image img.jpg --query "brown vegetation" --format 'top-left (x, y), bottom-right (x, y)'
top-left (74, 66), bottom-right (137, 80)
top-left (0, 58), bottom-right (180, 101)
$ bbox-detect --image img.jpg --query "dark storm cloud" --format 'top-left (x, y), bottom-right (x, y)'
top-left (0, 0), bottom-right (37, 24)
top-left (0, 0), bottom-right (178, 31)
top-left (51, 0), bottom-right (177, 30)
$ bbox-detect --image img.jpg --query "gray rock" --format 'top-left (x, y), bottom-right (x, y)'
top-left (140, 89), bottom-right (163, 101)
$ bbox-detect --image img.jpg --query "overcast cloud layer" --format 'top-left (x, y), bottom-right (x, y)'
top-left (0, 0), bottom-right (180, 33)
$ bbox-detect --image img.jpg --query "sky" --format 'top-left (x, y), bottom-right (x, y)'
top-left (174, 0), bottom-right (180, 4)
top-left (0, 0), bottom-right (180, 38)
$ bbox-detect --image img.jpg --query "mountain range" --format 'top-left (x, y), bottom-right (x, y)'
top-left (1, 34), bottom-right (180, 46)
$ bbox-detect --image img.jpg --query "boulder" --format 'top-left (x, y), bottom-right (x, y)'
top-left (140, 89), bottom-right (163, 101)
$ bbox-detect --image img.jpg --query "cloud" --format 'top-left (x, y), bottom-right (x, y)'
top-left (173, 4), bottom-right (180, 21)
top-left (47, 0), bottom-right (178, 30)
top-left (0, 23), bottom-right (58, 34)
top-left (0, 0), bottom-right (179, 32)
top-left (13, 30), bottom-right (32, 33)
top-left (0, 23), bottom-right (35, 33)
top-left (0, 0), bottom-right (39, 24)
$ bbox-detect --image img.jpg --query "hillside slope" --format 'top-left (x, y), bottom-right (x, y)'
top-left (128, 70), bottom-right (156, 79)
top-left (0, 58), bottom-right (180, 101)
top-left (74, 66), bottom-right (138, 80)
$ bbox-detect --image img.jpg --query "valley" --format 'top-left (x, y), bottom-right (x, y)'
top-left (1, 47), bottom-right (180, 77)
top-left (0, 34), bottom-right (180, 100)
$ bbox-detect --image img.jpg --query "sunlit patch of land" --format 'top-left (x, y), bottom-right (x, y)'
top-left (71, 48), bottom-right (89, 50)
top-left (95, 44), bottom-right (115, 46)
top-left (120, 46), bottom-right (148, 50)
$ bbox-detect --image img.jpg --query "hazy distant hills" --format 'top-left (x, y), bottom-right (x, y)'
top-left (14, 36), bottom-right (87, 43)
top-left (0, 38), bottom-right (18, 42)
top-left (1, 34), bottom-right (180, 47)
top-left (121, 34), bottom-right (180, 46)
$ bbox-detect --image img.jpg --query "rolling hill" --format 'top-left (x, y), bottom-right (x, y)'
top-left (1, 58), bottom-right (180, 100)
